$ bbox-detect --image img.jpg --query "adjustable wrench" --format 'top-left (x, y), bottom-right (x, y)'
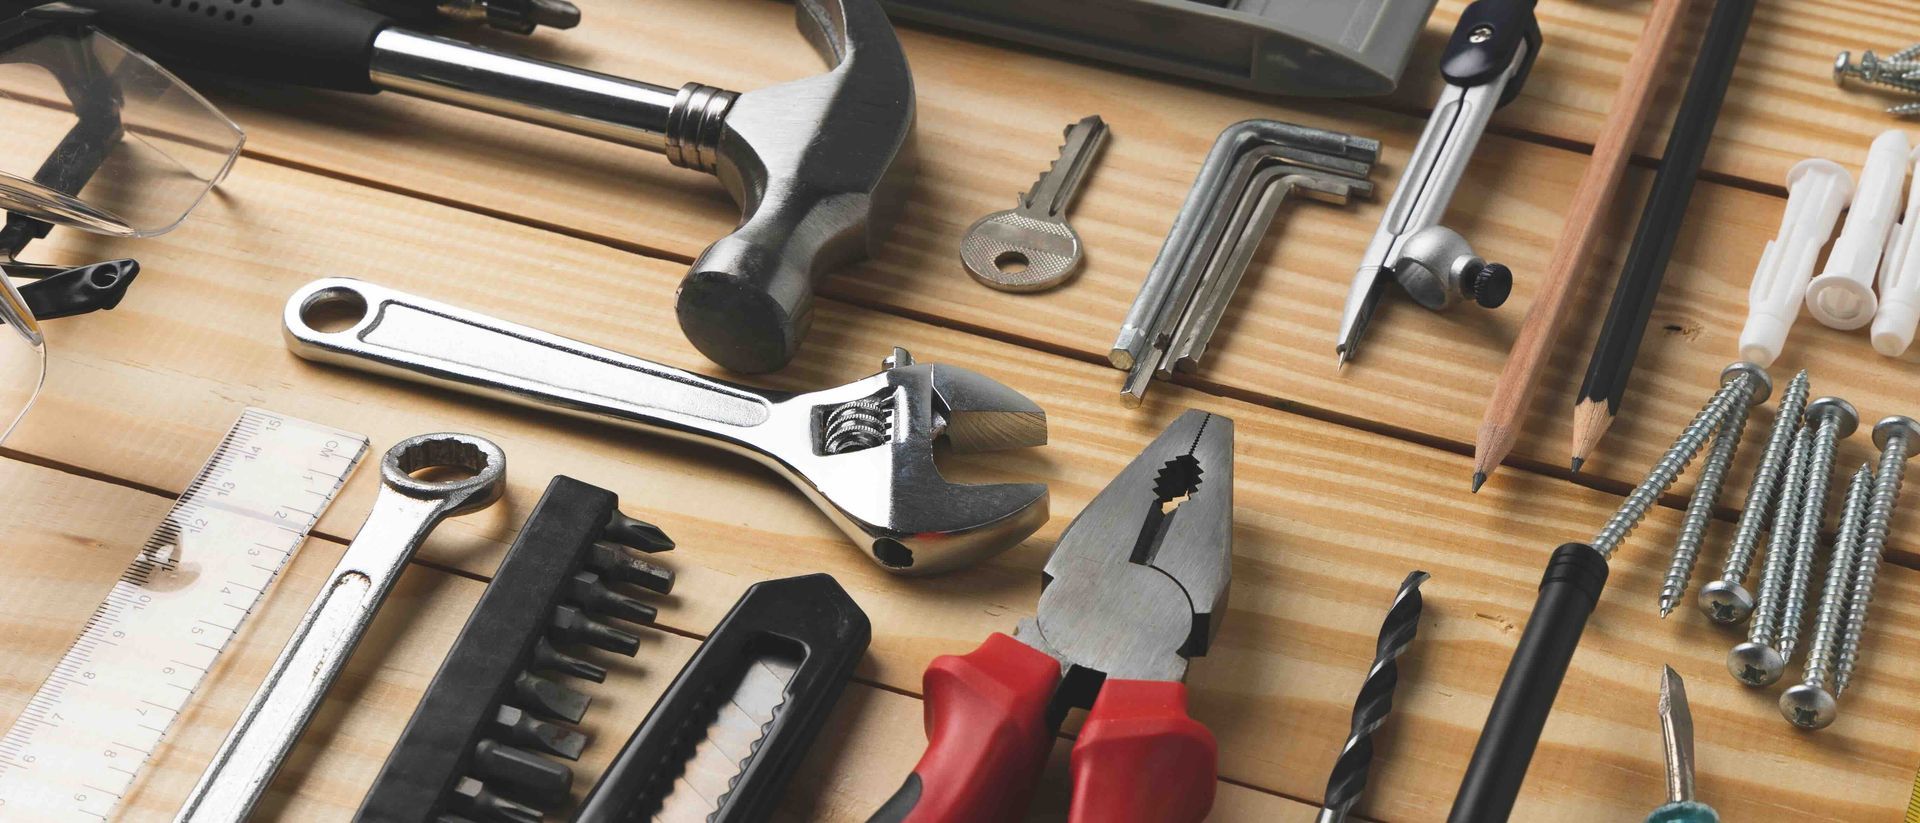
top-left (282, 279), bottom-right (1050, 575)
top-left (177, 432), bottom-right (507, 822)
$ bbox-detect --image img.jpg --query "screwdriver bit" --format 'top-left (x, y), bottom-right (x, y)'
top-left (491, 705), bottom-right (587, 761)
top-left (532, 636), bottom-right (609, 683)
top-left (512, 671), bottom-right (591, 724)
top-left (568, 570), bottom-right (660, 624)
top-left (550, 604), bottom-right (642, 656)
top-left (472, 739), bottom-right (573, 807)
top-left (449, 776), bottom-right (542, 823)
top-left (587, 543), bottom-right (676, 593)
top-left (605, 511), bottom-right (676, 552)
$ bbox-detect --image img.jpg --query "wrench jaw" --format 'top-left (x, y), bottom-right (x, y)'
top-left (672, 0), bottom-right (916, 375)
top-left (796, 352), bottom-right (1050, 574)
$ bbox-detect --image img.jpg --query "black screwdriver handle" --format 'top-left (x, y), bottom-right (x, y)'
top-left (42, 0), bottom-right (394, 92)
top-left (1448, 542), bottom-right (1609, 823)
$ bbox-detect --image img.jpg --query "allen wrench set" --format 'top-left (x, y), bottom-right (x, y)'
top-left (1110, 120), bottom-right (1378, 405)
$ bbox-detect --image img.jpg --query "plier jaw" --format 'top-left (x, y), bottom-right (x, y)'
top-left (869, 410), bottom-right (1235, 823)
top-left (1021, 409), bottom-right (1233, 690)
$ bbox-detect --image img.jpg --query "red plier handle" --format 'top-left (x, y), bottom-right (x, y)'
top-left (868, 633), bottom-right (1217, 823)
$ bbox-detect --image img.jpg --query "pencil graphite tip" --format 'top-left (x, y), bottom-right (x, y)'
top-left (1471, 472), bottom-right (1486, 493)
top-left (1570, 457), bottom-right (1585, 473)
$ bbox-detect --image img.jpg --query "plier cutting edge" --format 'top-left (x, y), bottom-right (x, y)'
top-left (870, 409), bottom-right (1234, 823)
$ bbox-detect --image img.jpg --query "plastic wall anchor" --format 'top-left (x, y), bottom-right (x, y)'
top-left (1739, 159), bottom-right (1853, 366)
top-left (1874, 145), bottom-right (1920, 357)
top-left (1808, 131), bottom-right (1909, 329)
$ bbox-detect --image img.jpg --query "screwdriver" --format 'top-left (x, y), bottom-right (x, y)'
top-left (1648, 666), bottom-right (1719, 823)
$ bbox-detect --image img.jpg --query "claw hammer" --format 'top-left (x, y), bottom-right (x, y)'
top-left (47, 0), bottom-right (916, 374)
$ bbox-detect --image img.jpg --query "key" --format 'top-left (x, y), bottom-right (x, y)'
top-left (961, 115), bottom-right (1110, 292)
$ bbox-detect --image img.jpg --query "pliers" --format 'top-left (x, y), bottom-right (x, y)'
top-left (869, 409), bottom-right (1234, 823)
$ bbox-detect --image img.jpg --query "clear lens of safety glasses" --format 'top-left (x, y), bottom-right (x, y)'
top-left (0, 23), bottom-right (244, 237)
top-left (0, 273), bottom-right (44, 446)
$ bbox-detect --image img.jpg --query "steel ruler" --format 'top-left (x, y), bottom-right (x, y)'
top-left (0, 408), bottom-right (366, 820)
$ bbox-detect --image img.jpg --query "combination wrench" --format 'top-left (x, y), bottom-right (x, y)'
top-left (176, 433), bottom-right (506, 822)
top-left (281, 278), bottom-right (1049, 575)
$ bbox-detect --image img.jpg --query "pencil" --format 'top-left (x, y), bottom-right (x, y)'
top-left (1570, 0), bottom-right (1759, 472)
top-left (1471, 0), bottom-right (1691, 492)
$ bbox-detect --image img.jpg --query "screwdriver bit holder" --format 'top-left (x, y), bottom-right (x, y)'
top-left (356, 475), bottom-right (675, 822)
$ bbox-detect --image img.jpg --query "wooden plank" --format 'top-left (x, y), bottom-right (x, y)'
top-left (7, 157), bottom-right (1918, 818)
top-left (28, 91), bottom-right (1920, 554)
top-left (152, 0), bottom-right (1920, 507)
top-left (0, 459), bottom-right (1305, 821)
top-left (192, 0), bottom-right (1914, 214)
top-left (1402, 0), bottom-right (1920, 187)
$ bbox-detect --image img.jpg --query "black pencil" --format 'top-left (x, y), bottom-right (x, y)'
top-left (1570, 0), bottom-right (1757, 472)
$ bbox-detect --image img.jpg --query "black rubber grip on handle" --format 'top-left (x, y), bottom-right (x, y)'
top-left (52, 0), bottom-right (393, 92)
top-left (1447, 542), bottom-right (1609, 823)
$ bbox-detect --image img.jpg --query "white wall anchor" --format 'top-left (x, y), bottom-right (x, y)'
top-left (1740, 159), bottom-right (1854, 366)
top-left (1807, 130), bottom-right (1909, 329)
top-left (1875, 145), bottom-right (1920, 357)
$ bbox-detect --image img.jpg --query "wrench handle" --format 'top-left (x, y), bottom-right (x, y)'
top-left (175, 490), bottom-right (446, 822)
top-left (283, 278), bottom-right (777, 442)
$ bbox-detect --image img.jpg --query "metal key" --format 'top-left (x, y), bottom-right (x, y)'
top-left (962, 115), bottom-right (1110, 292)
top-left (176, 433), bottom-right (507, 823)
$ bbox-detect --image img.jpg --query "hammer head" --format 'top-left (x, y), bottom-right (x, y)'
top-left (673, 0), bottom-right (916, 374)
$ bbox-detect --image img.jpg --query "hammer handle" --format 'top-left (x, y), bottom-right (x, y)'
top-left (42, 0), bottom-right (393, 92)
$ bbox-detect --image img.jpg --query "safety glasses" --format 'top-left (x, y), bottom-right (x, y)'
top-left (0, 6), bottom-right (242, 445)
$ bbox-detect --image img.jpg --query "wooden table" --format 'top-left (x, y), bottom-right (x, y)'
top-left (3, 0), bottom-right (1918, 819)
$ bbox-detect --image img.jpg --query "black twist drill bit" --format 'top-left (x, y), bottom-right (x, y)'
top-left (1318, 570), bottom-right (1430, 823)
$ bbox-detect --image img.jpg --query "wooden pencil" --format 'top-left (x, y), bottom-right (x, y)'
top-left (1470, 0), bottom-right (1692, 492)
top-left (1570, 0), bottom-right (1759, 472)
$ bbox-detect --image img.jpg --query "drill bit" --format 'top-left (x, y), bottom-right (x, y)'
top-left (1317, 570), bottom-right (1429, 823)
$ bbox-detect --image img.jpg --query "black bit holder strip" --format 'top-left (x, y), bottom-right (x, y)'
top-left (575, 573), bottom-right (871, 823)
top-left (356, 475), bottom-right (675, 823)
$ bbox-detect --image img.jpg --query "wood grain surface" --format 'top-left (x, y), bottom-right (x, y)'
top-left (2, 0), bottom-right (1918, 820)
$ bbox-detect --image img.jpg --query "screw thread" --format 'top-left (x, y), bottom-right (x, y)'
top-left (1895, 44), bottom-right (1920, 61)
top-left (1319, 572), bottom-right (1427, 823)
top-left (1594, 374), bottom-right (1754, 559)
top-left (1845, 51), bottom-right (1920, 92)
top-left (1663, 398), bottom-right (1753, 613)
top-left (1779, 411), bottom-right (1846, 661)
top-left (1835, 433), bottom-right (1911, 695)
top-left (1803, 464), bottom-right (1874, 689)
top-left (1720, 371), bottom-right (1809, 587)
top-left (1892, 102), bottom-right (1920, 117)
top-left (1751, 426), bottom-right (1813, 646)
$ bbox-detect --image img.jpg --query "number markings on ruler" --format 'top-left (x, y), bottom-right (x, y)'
top-left (0, 409), bottom-right (367, 820)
